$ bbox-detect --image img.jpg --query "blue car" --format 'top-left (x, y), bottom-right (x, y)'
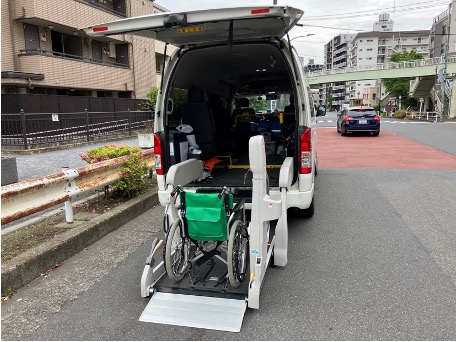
top-left (337, 106), bottom-right (380, 136)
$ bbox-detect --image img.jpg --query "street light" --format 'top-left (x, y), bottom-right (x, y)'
top-left (398, 95), bottom-right (402, 110)
top-left (290, 34), bottom-right (315, 41)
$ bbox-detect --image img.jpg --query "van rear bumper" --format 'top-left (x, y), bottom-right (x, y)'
top-left (157, 184), bottom-right (314, 210)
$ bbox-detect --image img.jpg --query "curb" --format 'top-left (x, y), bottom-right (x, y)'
top-left (1, 190), bottom-right (159, 296)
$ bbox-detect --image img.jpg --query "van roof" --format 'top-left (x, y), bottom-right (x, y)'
top-left (84, 6), bottom-right (304, 46)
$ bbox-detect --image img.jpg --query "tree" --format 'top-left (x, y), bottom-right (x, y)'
top-left (326, 95), bottom-right (333, 111)
top-left (144, 87), bottom-right (187, 114)
top-left (144, 88), bottom-right (159, 111)
top-left (383, 49), bottom-right (423, 108)
top-left (247, 96), bottom-right (268, 112)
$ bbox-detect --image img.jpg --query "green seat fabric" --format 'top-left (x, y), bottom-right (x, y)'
top-left (185, 192), bottom-right (233, 241)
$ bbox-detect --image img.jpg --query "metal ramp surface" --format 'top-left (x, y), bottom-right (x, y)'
top-left (139, 292), bottom-right (247, 332)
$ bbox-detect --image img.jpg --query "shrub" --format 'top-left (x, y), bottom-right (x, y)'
top-left (393, 109), bottom-right (407, 119)
top-left (80, 144), bottom-right (149, 199)
top-left (115, 154), bottom-right (149, 198)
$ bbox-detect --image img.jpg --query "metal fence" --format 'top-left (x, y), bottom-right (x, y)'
top-left (1, 110), bottom-right (153, 150)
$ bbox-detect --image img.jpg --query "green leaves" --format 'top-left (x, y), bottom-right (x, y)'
top-left (115, 155), bottom-right (148, 198)
top-left (384, 49), bottom-right (423, 108)
top-left (80, 144), bottom-right (148, 199)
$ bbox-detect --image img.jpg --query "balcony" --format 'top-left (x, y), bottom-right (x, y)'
top-left (15, 0), bottom-right (126, 31)
top-left (17, 49), bottom-right (134, 91)
top-left (335, 46), bottom-right (348, 54)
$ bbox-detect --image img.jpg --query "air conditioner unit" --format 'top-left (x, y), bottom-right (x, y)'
top-left (103, 47), bottom-right (109, 55)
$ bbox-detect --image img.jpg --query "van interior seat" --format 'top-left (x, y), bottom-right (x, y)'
top-left (233, 97), bottom-right (255, 118)
top-left (182, 87), bottom-right (216, 154)
top-left (208, 95), bottom-right (231, 154)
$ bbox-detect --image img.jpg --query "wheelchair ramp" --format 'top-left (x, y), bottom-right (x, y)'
top-left (139, 292), bottom-right (247, 332)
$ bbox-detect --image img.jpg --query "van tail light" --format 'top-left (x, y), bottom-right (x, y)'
top-left (344, 116), bottom-right (353, 122)
top-left (299, 128), bottom-right (312, 174)
top-left (153, 134), bottom-right (165, 175)
top-left (373, 115), bottom-right (381, 121)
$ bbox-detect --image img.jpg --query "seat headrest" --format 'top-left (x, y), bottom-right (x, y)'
top-left (188, 87), bottom-right (205, 102)
top-left (208, 95), bottom-right (222, 109)
top-left (238, 97), bottom-right (250, 108)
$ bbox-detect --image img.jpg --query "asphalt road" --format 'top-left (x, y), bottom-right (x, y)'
top-left (318, 111), bottom-right (456, 155)
top-left (2, 117), bottom-right (456, 340)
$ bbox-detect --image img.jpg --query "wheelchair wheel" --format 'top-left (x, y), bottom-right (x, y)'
top-left (165, 217), bottom-right (190, 282)
top-left (228, 220), bottom-right (248, 288)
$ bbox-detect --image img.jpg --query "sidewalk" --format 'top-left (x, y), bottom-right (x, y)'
top-left (3, 137), bottom-right (139, 182)
top-left (1, 136), bottom-right (158, 296)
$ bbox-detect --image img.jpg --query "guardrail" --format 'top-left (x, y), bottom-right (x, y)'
top-left (405, 111), bottom-right (439, 121)
top-left (1, 149), bottom-right (154, 225)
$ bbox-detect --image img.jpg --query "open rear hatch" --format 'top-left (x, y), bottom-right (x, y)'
top-left (84, 6), bottom-right (303, 45)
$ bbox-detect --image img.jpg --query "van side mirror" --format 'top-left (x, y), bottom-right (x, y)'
top-left (166, 98), bottom-right (174, 115)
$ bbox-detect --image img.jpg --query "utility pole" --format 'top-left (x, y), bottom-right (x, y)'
top-left (440, 44), bottom-right (448, 121)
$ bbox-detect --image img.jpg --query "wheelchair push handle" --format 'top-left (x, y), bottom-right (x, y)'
top-left (170, 185), bottom-right (183, 197)
top-left (218, 186), bottom-right (228, 199)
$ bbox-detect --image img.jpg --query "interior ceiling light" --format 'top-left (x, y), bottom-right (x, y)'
top-left (255, 69), bottom-right (267, 72)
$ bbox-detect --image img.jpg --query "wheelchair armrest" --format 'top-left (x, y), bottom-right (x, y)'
top-left (232, 199), bottom-right (245, 214)
top-left (228, 199), bottom-right (246, 227)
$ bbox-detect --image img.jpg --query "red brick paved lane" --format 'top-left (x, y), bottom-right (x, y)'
top-left (317, 128), bottom-right (456, 169)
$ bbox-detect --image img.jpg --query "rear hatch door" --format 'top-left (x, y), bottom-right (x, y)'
top-left (84, 6), bottom-right (303, 45)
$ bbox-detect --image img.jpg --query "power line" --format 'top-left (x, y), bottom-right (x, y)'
top-left (299, 24), bottom-right (364, 32)
top-left (301, 0), bottom-right (447, 20)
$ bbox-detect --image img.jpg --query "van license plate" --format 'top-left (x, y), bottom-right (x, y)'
top-left (359, 119), bottom-right (367, 124)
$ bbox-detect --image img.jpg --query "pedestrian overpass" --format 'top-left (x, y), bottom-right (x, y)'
top-left (306, 56), bottom-right (456, 118)
top-left (306, 56), bottom-right (456, 85)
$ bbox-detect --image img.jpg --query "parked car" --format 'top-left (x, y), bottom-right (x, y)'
top-left (337, 106), bottom-right (380, 136)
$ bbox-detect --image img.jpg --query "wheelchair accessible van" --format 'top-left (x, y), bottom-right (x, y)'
top-left (139, 136), bottom-right (293, 332)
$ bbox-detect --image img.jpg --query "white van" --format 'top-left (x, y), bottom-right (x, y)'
top-left (85, 6), bottom-right (323, 217)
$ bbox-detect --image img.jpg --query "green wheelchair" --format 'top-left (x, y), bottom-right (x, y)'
top-left (164, 186), bottom-right (249, 288)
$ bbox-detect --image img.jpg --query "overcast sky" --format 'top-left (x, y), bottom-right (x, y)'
top-left (154, 0), bottom-right (449, 64)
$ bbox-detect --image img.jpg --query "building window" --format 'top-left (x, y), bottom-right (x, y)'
top-left (367, 39), bottom-right (373, 42)
top-left (367, 48), bottom-right (372, 51)
top-left (51, 31), bottom-right (83, 59)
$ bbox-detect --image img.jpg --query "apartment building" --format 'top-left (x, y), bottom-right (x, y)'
top-left (429, 1), bottom-right (456, 58)
top-left (323, 34), bottom-right (356, 111)
top-left (426, 1), bottom-right (456, 117)
top-left (348, 29), bottom-right (430, 105)
top-left (1, 0), bottom-right (176, 112)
